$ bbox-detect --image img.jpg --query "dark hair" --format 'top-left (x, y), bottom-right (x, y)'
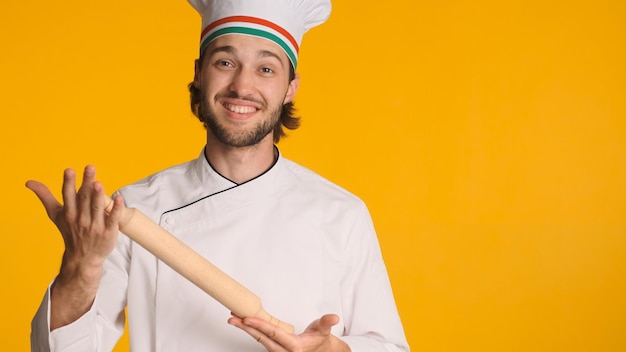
top-left (188, 64), bottom-right (300, 143)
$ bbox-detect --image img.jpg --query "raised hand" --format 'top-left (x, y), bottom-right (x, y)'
top-left (26, 165), bottom-right (124, 329)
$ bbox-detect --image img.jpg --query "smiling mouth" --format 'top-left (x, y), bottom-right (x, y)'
top-left (224, 103), bottom-right (258, 114)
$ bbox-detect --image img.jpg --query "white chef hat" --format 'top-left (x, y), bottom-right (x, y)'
top-left (187, 0), bottom-right (331, 69)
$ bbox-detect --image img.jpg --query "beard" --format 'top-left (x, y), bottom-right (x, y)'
top-left (198, 91), bottom-right (283, 148)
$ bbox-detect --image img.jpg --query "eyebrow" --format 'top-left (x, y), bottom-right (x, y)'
top-left (207, 45), bottom-right (236, 57)
top-left (207, 45), bottom-right (286, 66)
top-left (258, 50), bottom-right (285, 65)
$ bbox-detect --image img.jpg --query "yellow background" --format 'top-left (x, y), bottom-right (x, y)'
top-left (1, 0), bottom-right (625, 350)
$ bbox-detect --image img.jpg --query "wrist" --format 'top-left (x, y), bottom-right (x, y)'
top-left (50, 259), bottom-right (103, 330)
top-left (56, 254), bottom-right (104, 292)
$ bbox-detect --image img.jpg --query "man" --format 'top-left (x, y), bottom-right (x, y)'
top-left (28, 0), bottom-right (410, 350)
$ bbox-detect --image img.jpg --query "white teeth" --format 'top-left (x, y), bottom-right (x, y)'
top-left (227, 104), bottom-right (256, 114)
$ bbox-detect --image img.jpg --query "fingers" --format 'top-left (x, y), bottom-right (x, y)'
top-left (77, 166), bottom-right (97, 227)
top-left (229, 316), bottom-right (289, 351)
top-left (303, 314), bottom-right (339, 336)
top-left (61, 168), bottom-right (78, 220)
top-left (28, 165), bottom-right (119, 230)
top-left (67, 165), bottom-right (111, 231)
top-left (90, 181), bottom-right (108, 231)
top-left (25, 180), bottom-right (62, 221)
top-left (318, 314), bottom-right (340, 331)
top-left (105, 194), bottom-right (125, 230)
top-left (229, 314), bottom-right (343, 352)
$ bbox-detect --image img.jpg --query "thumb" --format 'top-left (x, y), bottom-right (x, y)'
top-left (319, 314), bottom-right (340, 331)
top-left (25, 180), bottom-right (62, 221)
top-left (305, 314), bottom-right (340, 336)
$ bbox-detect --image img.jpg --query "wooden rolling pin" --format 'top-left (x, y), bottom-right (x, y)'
top-left (106, 200), bottom-right (294, 333)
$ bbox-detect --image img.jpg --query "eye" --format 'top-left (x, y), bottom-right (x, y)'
top-left (260, 67), bottom-right (274, 74)
top-left (215, 60), bottom-right (233, 68)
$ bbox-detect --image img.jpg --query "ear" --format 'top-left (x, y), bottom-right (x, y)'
top-left (283, 73), bottom-right (300, 104)
top-left (193, 59), bottom-right (201, 88)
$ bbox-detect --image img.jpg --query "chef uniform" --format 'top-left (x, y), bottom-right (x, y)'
top-left (31, 0), bottom-right (410, 351)
top-left (32, 150), bottom-right (409, 351)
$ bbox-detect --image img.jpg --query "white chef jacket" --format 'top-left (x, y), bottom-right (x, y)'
top-left (31, 148), bottom-right (409, 352)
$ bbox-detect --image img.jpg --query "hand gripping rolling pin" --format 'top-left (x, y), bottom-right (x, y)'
top-left (105, 200), bottom-right (295, 333)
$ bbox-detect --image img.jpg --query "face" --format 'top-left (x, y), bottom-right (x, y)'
top-left (194, 34), bottom-right (299, 148)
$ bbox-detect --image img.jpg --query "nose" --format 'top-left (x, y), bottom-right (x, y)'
top-left (228, 67), bottom-right (256, 97)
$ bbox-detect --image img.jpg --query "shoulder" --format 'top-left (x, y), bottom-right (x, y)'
top-left (115, 158), bottom-right (201, 211)
top-left (120, 158), bottom-right (197, 192)
top-left (280, 158), bottom-right (378, 250)
top-left (280, 158), bottom-right (366, 210)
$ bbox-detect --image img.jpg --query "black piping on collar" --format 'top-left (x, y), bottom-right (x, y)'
top-left (161, 145), bottom-right (280, 216)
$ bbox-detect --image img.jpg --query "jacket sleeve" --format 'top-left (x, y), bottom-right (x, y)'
top-left (339, 203), bottom-right (410, 352)
top-left (30, 234), bottom-right (132, 352)
top-left (30, 285), bottom-right (52, 352)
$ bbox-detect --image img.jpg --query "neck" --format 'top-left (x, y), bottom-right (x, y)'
top-left (204, 134), bottom-right (277, 184)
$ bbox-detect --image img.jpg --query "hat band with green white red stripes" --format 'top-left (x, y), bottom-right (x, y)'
top-left (200, 16), bottom-right (300, 69)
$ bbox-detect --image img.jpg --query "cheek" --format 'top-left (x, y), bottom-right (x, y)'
top-left (263, 82), bottom-right (291, 104)
top-left (200, 69), bottom-right (229, 92)
top-left (200, 78), bottom-right (224, 102)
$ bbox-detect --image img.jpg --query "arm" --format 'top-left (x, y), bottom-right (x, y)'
top-left (28, 166), bottom-right (125, 349)
top-left (337, 204), bottom-right (409, 351)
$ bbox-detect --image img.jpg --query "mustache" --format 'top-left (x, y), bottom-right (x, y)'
top-left (215, 91), bottom-right (266, 107)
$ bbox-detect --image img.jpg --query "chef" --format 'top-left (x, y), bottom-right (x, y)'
top-left (28, 0), bottom-right (410, 351)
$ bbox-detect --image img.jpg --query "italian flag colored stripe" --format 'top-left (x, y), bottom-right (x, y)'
top-left (202, 15), bottom-right (299, 54)
top-left (201, 26), bottom-right (298, 68)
